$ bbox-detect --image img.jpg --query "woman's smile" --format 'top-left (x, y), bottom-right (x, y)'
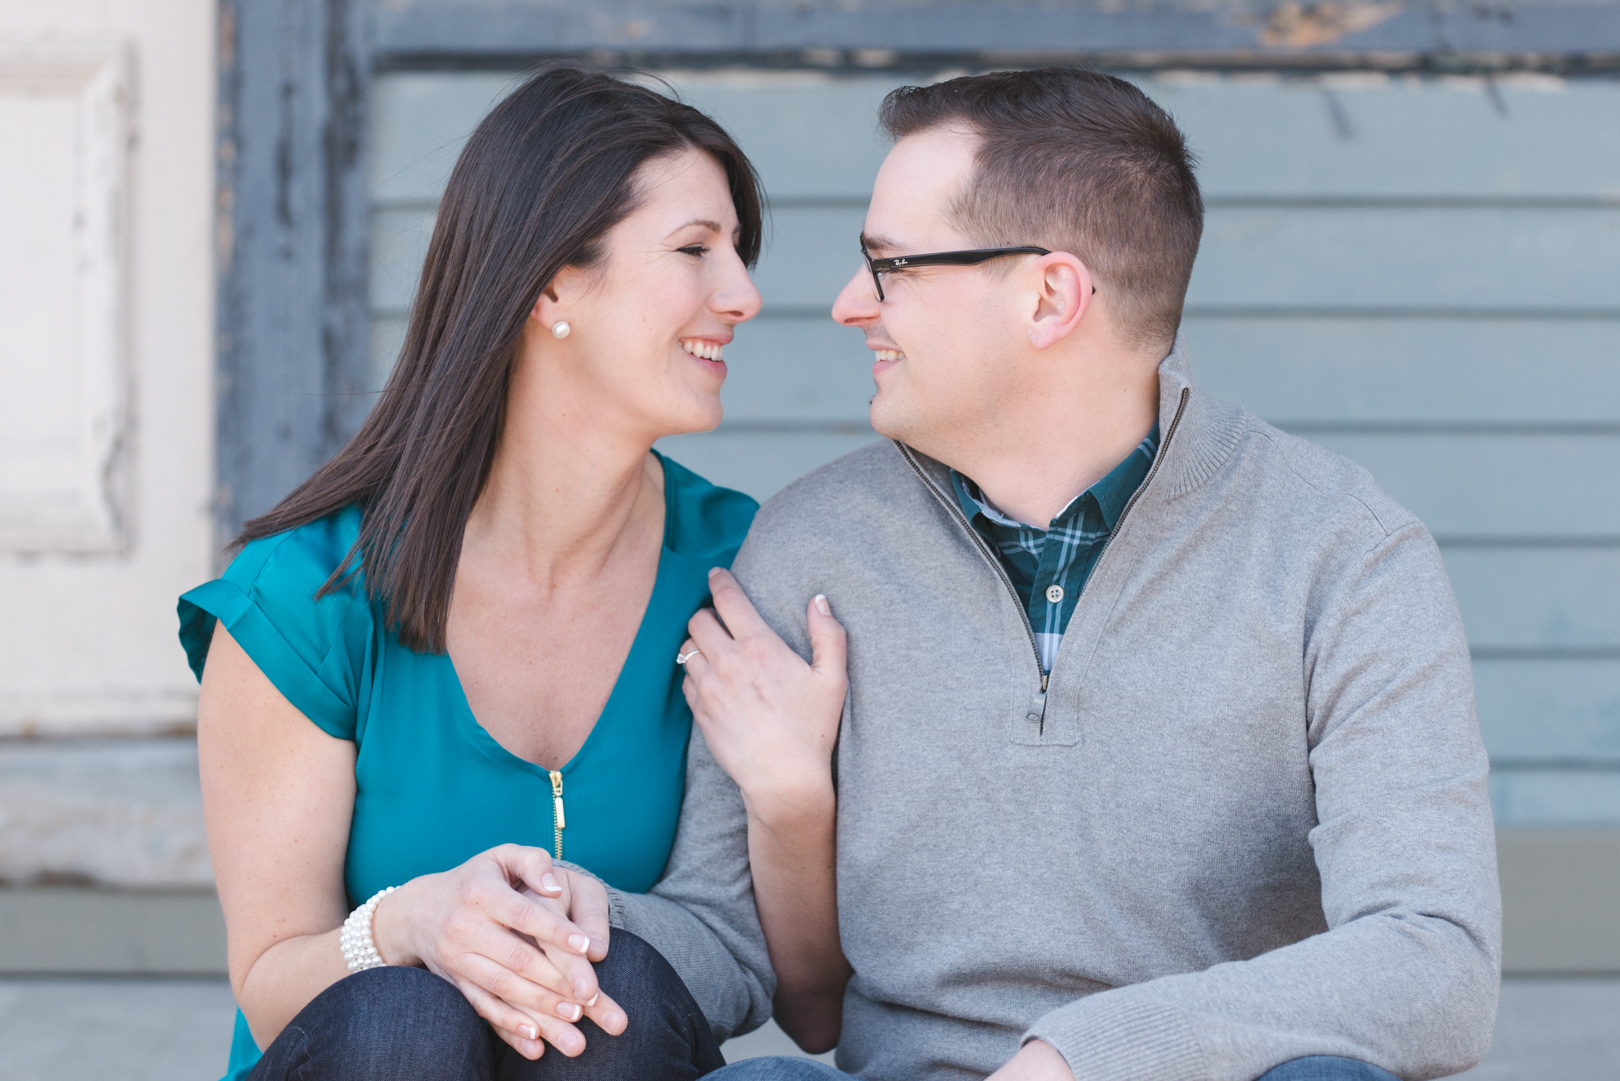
top-left (680, 336), bottom-right (729, 368)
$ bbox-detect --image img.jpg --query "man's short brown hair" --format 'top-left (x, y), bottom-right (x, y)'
top-left (879, 68), bottom-right (1203, 351)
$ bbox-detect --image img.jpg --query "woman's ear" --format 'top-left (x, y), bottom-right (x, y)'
top-left (529, 274), bottom-right (568, 326)
top-left (1027, 252), bottom-right (1092, 350)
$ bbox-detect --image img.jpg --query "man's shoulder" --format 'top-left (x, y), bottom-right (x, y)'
top-left (730, 439), bottom-right (929, 596)
top-left (750, 438), bottom-right (921, 541)
top-left (1229, 409), bottom-right (1423, 548)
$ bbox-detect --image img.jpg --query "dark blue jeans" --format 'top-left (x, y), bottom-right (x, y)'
top-left (707, 1054), bottom-right (1401, 1080)
top-left (247, 929), bottom-right (726, 1080)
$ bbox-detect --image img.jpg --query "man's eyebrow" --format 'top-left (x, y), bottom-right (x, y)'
top-left (859, 232), bottom-right (904, 255)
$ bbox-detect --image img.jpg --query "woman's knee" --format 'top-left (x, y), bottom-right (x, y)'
top-left (253, 966), bottom-right (492, 1081)
top-left (1257, 1057), bottom-right (1401, 1081)
top-left (501, 929), bottom-right (722, 1079)
top-left (706, 1058), bottom-right (851, 1080)
top-left (591, 928), bottom-right (689, 1015)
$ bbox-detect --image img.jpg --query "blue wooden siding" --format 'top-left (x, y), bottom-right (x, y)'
top-left (367, 69), bottom-right (1620, 827)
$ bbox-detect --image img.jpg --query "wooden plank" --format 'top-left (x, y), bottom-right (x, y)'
top-left (655, 431), bottom-right (881, 502)
top-left (657, 70), bottom-right (902, 199)
top-left (369, 316), bottom-right (408, 394)
top-left (1190, 206), bottom-right (1620, 310)
top-left (0, 889), bottom-right (225, 975)
top-left (371, 68), bottom-right (884, 203)
top-left (369, 72), bottom-right (516, 203)
top-left (722, 317), bottom-right (872, 422)
top-left (368, 205), bottom-right (435, 314)
top-left (1491, 768), bottom-right (1620, 827)
top-left (1187, 317), bottom-right (1620, 424)
top-left (371, 1), bottom-right (1620, 67)
top-left (370, 70), bottom-right (1620, 203)
top-left (678, 70), bottom-right (1620, 200)
top-left (751, 205), bottom-right (871, 308)
top-left (1304, 432), bottom-right (1620, 539)
top-left (217, 0), bottom-right (371, 537)
top-left (1146, 73), bottom-right (1620, 199)
top-left (1498, 830), bottom-right (1620, 972)
top-left (1475, 659), bottom-right (1620, 761)
top-left (1448, 549), bottom-right (1620, 651)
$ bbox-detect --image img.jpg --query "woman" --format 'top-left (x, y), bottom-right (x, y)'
top-left (180, 66), bottom-right (777, 1080)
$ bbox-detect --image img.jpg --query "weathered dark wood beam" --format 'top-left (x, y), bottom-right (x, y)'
top-left (215, 0), bottom-right (371, 545)
top-left (373, 1), bottom-right (1620, 71)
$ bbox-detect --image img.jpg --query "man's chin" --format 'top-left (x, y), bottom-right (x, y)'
top-left (869, 396), bottom-right (940, 457)
top-left (868, 395), bottom-right (908, 443)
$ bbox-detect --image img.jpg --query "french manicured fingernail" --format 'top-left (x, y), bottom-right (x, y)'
top-left (814, 594), bottom-right (830, 615)
top-left (575, 976), bottom-right (594, 999)
top-left (586, 993), bottom-right (599, 1007)
top-left (540, 873), bottom-right (562, 893)
top-left (568, 933), bottom-right (591, 953)
top-left (557, 1001), bottom-right (583, 1021)
top-left (521, 1024), bottom-right (537, 1040)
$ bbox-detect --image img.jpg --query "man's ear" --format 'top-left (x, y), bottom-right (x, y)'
top-left (1027, 252), bottom-right (1092, 350)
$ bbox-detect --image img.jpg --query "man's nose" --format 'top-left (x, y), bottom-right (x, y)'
top-left (831, 264), bottom-right (879, 326)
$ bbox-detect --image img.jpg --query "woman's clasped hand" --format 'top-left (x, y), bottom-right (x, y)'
top-left (368, 844), bottom-right (624, 1060)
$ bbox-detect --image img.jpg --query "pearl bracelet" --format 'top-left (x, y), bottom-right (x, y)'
top-left (339, 886), bottom-right (397, 973)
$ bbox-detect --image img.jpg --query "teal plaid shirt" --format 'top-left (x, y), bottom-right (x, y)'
top-left (951, 424), bottom-right (1159, 673)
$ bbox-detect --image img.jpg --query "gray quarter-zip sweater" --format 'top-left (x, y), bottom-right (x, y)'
top-left (598, 341), bottom-right (1501, 1081)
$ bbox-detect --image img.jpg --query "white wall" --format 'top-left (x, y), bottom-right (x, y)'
top-left (0, 0), bottom-right (215, 887)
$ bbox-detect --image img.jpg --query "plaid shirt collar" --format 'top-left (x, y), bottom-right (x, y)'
top-left (950, 424), bottom-right (1160, 672)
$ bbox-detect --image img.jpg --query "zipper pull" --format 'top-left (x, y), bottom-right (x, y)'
top-left (1026, 674), bottom-right (1049, 734)
top-left (549, 770), bottom-right (566, 829)
top-left (549, 769), bottom-right (566, 860)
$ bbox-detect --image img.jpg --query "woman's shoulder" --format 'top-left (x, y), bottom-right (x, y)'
top-left (656, 452), bottom-right (758, 560)
top-left (222, 504), bottom-right (366, 598)
top-left (178, 505), bottom-right (373, 739)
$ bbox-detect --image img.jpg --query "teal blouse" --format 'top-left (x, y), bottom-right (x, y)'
top-left (177, 453), bottom-right (755, 1081)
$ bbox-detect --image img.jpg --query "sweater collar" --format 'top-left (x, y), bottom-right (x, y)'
top-left (898, 334), bottom-right (1245, 508)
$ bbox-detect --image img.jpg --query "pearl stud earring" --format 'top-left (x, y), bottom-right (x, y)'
top-left (550, 321), bottom-right (570, 340)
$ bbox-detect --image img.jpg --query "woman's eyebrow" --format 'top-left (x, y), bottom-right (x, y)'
top-left (667, 218), bottom-right (724, 238)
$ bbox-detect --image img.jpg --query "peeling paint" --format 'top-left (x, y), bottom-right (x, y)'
top-left (1261, 1), bottom-right (1403, 48)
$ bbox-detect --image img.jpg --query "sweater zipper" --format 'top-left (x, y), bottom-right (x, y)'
top-left (896, 386), bottom-right (1191, 733)
top-left (898, 446), bottom-right (1048, 722)
top-left (549, 769), bottom-right (566, 861)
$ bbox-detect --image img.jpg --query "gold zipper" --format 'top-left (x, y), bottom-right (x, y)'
top-left (549, 769), bottom-right (566, 861)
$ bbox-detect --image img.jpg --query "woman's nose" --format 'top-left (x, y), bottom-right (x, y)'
top-left (716, 258), bottom-right (763, 323)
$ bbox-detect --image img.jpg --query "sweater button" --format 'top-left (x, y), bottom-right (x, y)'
top-left (1045, 584), bottom-right (1064, 603)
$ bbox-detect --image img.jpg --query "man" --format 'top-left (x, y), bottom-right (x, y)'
top-left (602, 68), bottom-right (1501, 1081)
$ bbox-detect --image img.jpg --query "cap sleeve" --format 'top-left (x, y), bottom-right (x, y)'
top-left (177, 506), bottom-right (371, 741)
top-left (657, 452), bottom-right (758, 564)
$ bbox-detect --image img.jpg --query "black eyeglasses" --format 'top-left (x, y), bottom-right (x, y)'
top-left (861, 243), bottom-right (1051, 301)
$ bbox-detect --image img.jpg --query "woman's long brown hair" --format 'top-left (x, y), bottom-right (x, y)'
top-left (235, 65), bottom-right (764, 652)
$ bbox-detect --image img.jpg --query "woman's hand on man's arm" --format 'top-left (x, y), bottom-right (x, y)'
top-left (679, 567), bottom-right (846, 819)
top-left (198, 623), bottom-right (622, 1062)
top-left (679, 568), bottom-right (853, 1053)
